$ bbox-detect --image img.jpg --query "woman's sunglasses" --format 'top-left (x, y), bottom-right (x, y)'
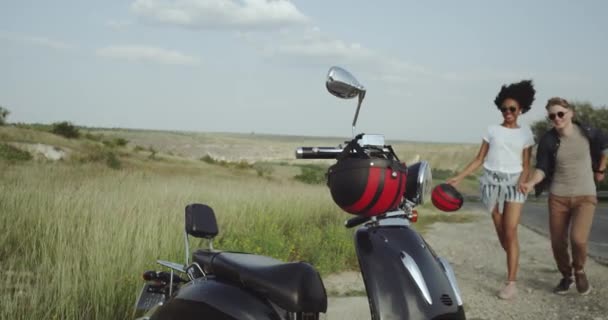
top-left (500, 106), bottom-right (517, 114)
top-left (548, 111), bottom-right (569, 121)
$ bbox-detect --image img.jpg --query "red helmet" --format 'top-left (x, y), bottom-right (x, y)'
top-left (431, 183), bottom-right (464, 212)
top-left (327, 158), bottom-right (407, 217)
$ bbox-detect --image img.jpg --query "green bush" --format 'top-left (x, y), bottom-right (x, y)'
top-left (200, 154), bottom-right (216, 164)
top-left (294, 165), bottom-right (327, 184)
top-left (0, 144), bottom-right (32, 162)
top-left (200, 154), bottom-right (254, 170)
top-left (99, 137), bottom-right (128, 148)
top-left (148, 146), bottom-right (157, 160)
top-left (253, 162), bottom-right (275, 177)
top-left (79, 146), bottom-right (122, 169)
top-left (51, 121), bottom-right (80, 139)
top-left (113, 138), bottom-right (129, 147)
top-left (105, 152), bottom-right (122, 170)
top-left (235, 160), bottom-right (253, 170)
top-left (0, 106), bottom-right (9, 125)
top-left (84, 133), bottom-right (103, 141)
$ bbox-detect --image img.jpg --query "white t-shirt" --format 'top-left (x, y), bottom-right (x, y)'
top-left (482, 124), bottom-right (535, 173)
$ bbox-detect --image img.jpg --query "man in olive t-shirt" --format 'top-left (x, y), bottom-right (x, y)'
top-left (523, 97), bottom-right (608, 296)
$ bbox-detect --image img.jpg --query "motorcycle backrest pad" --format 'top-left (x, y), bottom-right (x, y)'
top-left (327, 157), bottom-right (407, 216)
top-left (431, 183), bottom-right (464, 212)
top-left (185, 203), bottom-right (219, 239)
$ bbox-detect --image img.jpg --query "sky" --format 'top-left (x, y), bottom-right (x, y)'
top-left (1, 0), bottom-right (607, 143)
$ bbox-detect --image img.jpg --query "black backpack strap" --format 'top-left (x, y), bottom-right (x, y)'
top-left (337, 134), bottom-right (369, 160)
top-left (385, 145), bottom-right (400, 162)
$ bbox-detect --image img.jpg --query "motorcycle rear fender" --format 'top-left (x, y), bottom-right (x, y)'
top-left (354, 225), bottom-right (465, 320)
top-left (145, 278), bottom-right (287, 320)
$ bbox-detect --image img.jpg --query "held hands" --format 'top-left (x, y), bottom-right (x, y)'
top-left (595, 172), bottom-right (605, 183)
top-left (519, 181), bottom-right (535, 195)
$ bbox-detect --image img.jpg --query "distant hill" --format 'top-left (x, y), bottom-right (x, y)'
top-left (1, 124), bottom-right (481, 196)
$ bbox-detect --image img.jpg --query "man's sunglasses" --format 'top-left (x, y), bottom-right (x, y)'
top-left (500, 106), bottom-right (517, 113)
top-left (548, 111), bottom-right (569, 121)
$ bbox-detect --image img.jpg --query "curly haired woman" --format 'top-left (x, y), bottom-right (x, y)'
top-left (447, 80), bottom-right (536, 300)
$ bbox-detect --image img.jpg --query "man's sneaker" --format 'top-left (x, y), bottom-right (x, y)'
top-left (574, 271), bottom-right (591, 295)
top-left (553, 277), bottom-right (573, 295)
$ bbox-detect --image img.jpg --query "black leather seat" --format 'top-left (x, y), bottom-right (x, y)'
top-left (193, 250), bottom-right (327, 313)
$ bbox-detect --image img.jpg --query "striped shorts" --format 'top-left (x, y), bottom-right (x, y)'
top-left (479, 169), bottom-right (526, 214)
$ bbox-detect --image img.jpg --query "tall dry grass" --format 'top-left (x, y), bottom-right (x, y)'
top-left (0, 161), bottom-right (356, 319)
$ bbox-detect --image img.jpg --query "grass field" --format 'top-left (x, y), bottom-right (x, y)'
top-left (0, 125), bottom-right (476, 319)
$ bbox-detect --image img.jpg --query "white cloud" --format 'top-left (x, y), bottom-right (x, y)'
top-left (105, 20), bottom-right (134, 29)
top-left (255, 27), bottom-right (371, 62)
top-left (97, 45), bottom-right (200, 66)
top-left (267, 33), bottom-right (374, 62)
top-left (127, 1), bottom-right (422, 84)
top-left (249, 27), bottom-right (431, 87)
top-left (0, 30), bottom-right (75, 50)
top-left (127, 0), bottom-right (429, 86)
top-left (131, 0), bottom-right (308, 30)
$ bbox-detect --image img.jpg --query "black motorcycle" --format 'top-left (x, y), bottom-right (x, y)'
top-left (133, 67), bottom-right (466, 320)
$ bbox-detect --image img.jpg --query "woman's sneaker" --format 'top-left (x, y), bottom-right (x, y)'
top-left (497, 281), bottom-right (517, 300)
top-left (553, 277), bottom-right (573, 295)
top-left (574, 271), bottom-right (591, 295)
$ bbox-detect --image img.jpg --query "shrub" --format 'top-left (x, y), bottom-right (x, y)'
top-left (253, 163), bottom-right (275, 178)
top-left (84, 133), bottom-right (103, 141)
top-left (0, 106), bottom-right (9, 125)
top-left (113, 138), bottom-right (129, 147)
top-left (294, 165), bottom-right (327, 184)
top-left (200, 154), bottom-right (217, 164)
top-left (235, 160), bottom-right (253, 170)
top-left (51, 121), bottom-right (80, 139)
top-left (0, 144), bottom-right (32, 162)
top-left (200, 155), bottom-right (253, 170)
top-left (106, 152), bottom-right (122, 170)
top-left (148, 146), bottom-right (157, 160)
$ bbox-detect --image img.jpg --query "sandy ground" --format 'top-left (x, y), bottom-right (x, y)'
top-left (322, 209), bottom-right (608, 320)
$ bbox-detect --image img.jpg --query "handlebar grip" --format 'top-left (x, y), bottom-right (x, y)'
top-left (345, 215), bottom-right (371, 228)
top-left (295, 147), bottom-right (343, 159)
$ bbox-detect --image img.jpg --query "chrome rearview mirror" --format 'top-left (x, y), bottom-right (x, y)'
top-left (326, 67), bottom-right (365, 99)
top-left (326, 66), bottom-right (367, 137)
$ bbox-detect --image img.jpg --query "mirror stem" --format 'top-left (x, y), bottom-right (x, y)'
top-left (351, 91), bottom-right (366, 137)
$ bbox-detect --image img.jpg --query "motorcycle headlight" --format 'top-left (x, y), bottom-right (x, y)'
top-left (404, 161), bottom-right (433, 205)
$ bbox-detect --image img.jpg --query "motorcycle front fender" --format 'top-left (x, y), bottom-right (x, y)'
top-left (354, 225), bottom-right (465, 320)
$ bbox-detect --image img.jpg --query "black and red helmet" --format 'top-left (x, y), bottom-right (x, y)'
top-left (431, 183), bottom-right (464, 212)
top-left (327, 157), bottom-right (407, 217)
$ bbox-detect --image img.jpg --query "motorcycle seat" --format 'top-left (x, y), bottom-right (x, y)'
top-left (193, 250), bottom-right (327, 313)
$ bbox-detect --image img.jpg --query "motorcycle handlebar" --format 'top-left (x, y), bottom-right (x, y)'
top-left (295, 147), bottom-right (343, 159)
top-left (295, 146), bottom-right (393, 160)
